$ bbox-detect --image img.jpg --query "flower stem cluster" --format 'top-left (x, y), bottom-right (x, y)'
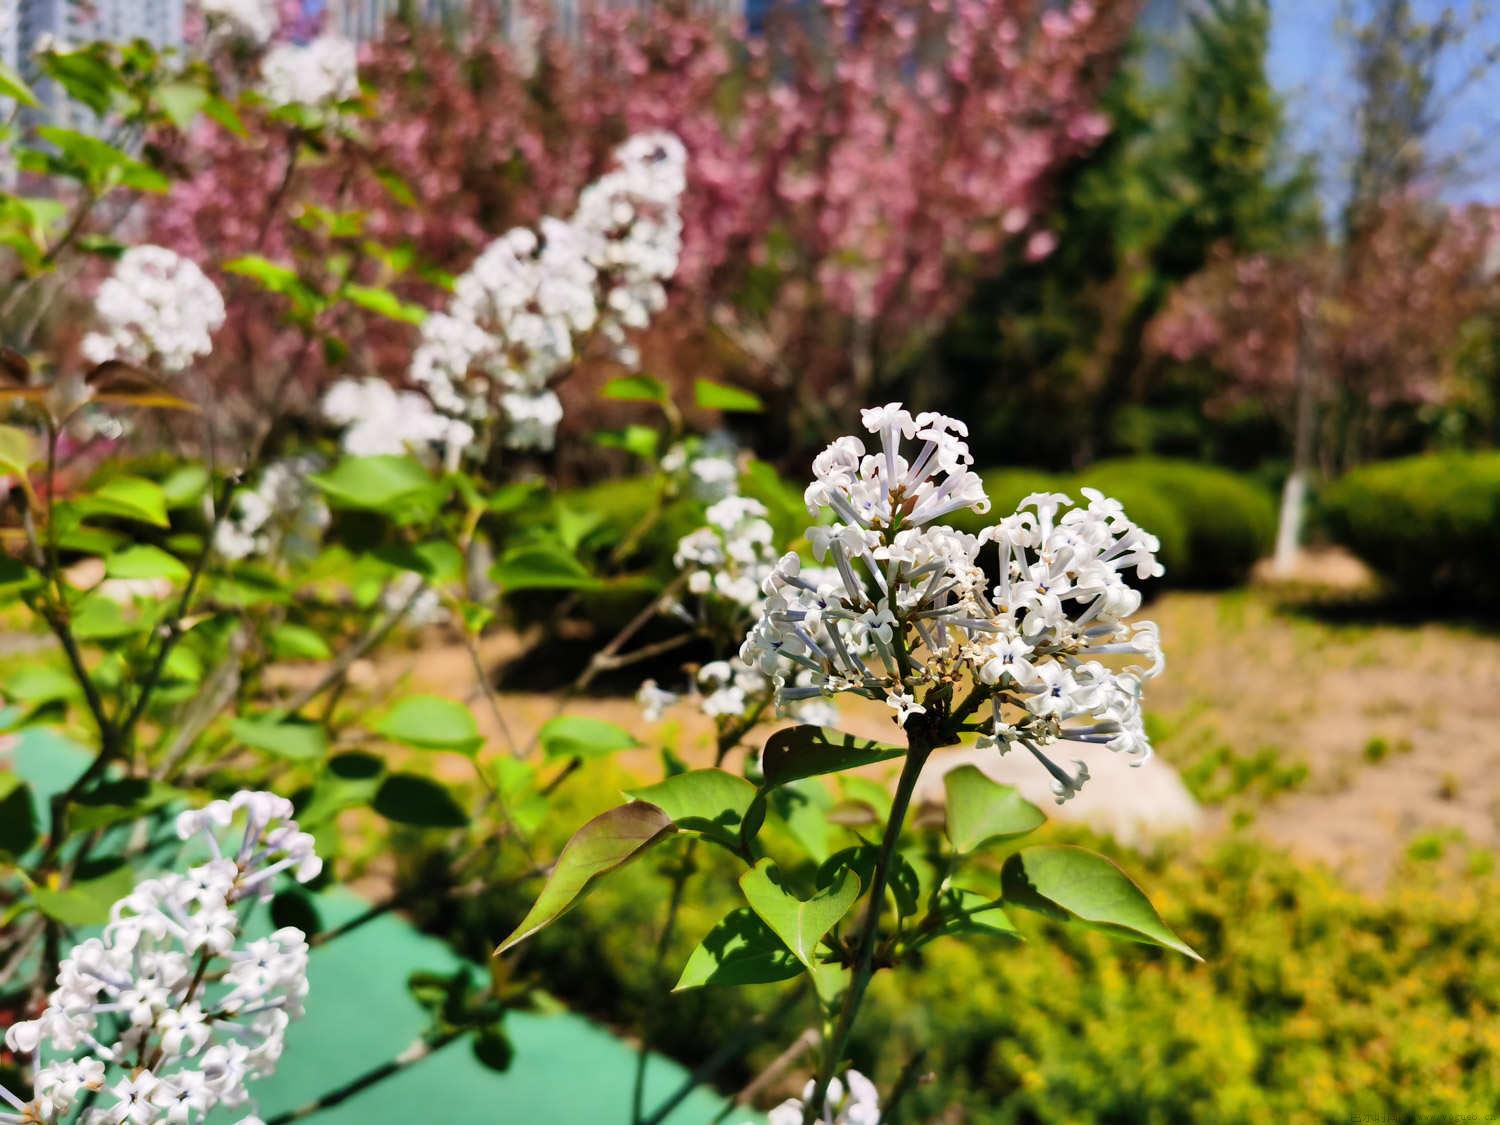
top-left (740, 403), bottom-right (1164, 802)
top-left (1, 792), bottom-right (320, 1125)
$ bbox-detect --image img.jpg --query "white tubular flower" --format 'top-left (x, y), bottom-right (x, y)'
top-left (214, 454), bottom-right (329, 564)
top-left (200, 0), bottom-right (278, 46)
top-left (636, 680), bottom-right (680, 722)
top-left (259, 36), bottom-right (359, 108)
top-left (768, 1070), bottom-right (881, 1125)
top-left (80, 246), bottom-right (226, 375)
top-left (740, 402), bottom-right (1165, 803)
top-left (1, 792), bottom-right (317, 1125)
top-left (322, 376), bottom-right (474, 467)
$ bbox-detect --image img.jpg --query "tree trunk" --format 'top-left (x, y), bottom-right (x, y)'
top-left (1272, 308), bottom-right (1316, 573)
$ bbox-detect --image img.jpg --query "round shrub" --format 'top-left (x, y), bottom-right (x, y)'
top-left (1322, 452), bottom-right (1500, 610)
top-left (1084, 458), bottom-right (1275, 586)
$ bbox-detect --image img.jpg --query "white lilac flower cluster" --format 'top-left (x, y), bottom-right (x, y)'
top-left (200, 0), bottom-right (278, 47)
top-left (321, 376), bottom-right (474, 469)
top-left (766, 1070), bottom-right (881, 1125)
top-left (637, 474), bottom-right (838, 730)
top-left (258, 36), bottom-right (359, 109)
top-left (214, 455), bottom-right (330, 563)
top-left (660, 436), bottom-right (741, 503)
top-left (0, 792), bottom-right (318, 1125)
top-left (739, 403), bottom-right (1164, 803)
top-left (81, 247), bottom-right (226, 375)
top-left (408, 132), bottom-right (687, 454)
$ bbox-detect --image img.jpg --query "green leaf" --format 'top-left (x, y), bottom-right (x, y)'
top-left (161, 464), bottom-right (210, 508)
top-left (917, 889), bottom-right (1022, 946)
top-left (759, 725), bottom-right (904, 788)
top-left (0, 423), bottom-right (36, 477)
top-left (674, 907), bottom-right (801, 990)
top-left (693, 378), bottom-right (762, 412)
top-left (373, 695), bottom-right (482, 755)
top-left (230, 717), bottom-right (327, 762)
top-left (490, 545), bottom-right (600, 592)
top-left (69, 779), bottom-right (185, 834)
top-left (223, 254), bottom-right (304, 293)
top-left (537, 715), bottom-right (638, 762)
top-left (105, 545), bottom-right (190, 582)
top-left (268, 623), bottom-right (332, 661)
top-left (767, 779), bottom-right (834, 863)
top-left (32, 862), bottom-right (134, 926)
top-left (472, 1027), bottom-right (514, 1073)
top-left (602, 375), bottom-right (668, 403)
top-left (943, 765), bottom-right (1047, 853)
top-left (625, 769), bottom-right (756, 852)
top-left (340, 283), bottom-right (428, 325)
top-left (0, 61), bottom-right (40, 107)
top-left (70, 597), bottom-right (139, 641)
top-left (155, 82), bottom-right (209, 129)
top-left (738, 859), bottom-right (859, 970)
top-left (495, 801), bottom-right (675, 954)
top-left (373, 774), bottom-right (469, 828)
top-left (1001, 845), bottom-right (1201, 960)
top-left (0, 777), bottom-right (39, 857)
top-left (6, 665), bottom-right (81, 704)
top-left (310, 455), bottom-right (437, 511)
top-left (84, 476), bottom-right (169, 527)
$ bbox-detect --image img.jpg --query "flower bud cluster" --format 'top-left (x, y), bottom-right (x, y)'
top-left (0, 792), bottom-right (319, 1125)
top-left (81, 247), bottom-right (226, 375)
top-left (740, 403), bottom-right (1164, 802)
top-left (214, 455), bottom-right (329, 563)
top-left (766, 1070), bottom-right (880, 1125)
top-left (408, 132), bottom-right (686, 453)
top-left (259, 36), bottom-right (359, 109)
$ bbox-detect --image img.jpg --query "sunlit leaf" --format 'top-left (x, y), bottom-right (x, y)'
top-left (694, 378), bottom-right (763, 412)
top-left (538, 715), bottom-right (638, 761)
top-left (943, 765), bottom-right (1047, 853)
top-left (1001, 845), bottom-right (1201, 960)
top-left (373, 695), bottom-right (483, 755)
top-left (495, 801), bottom-right (675, 954)
top-left (739, 859), bottom-right (859, 970)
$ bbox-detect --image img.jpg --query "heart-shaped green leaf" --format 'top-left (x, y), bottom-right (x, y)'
top-left (496, 801), bottom-right (675, 955)
top-left (674, 906), bottom-right (801, 990)
top-left (739, 859), bottom-right (860, 970)
top-left (944, 765), bottom-right (1047, 853)
top-left (626, 768), bottom-right (756, 852)
top-left (1001, 845), bottom-right (1201, 960)
top-left (759, 725), bottom-right (904, 788)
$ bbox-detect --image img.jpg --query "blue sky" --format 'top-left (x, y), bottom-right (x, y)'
top-left (1268, 0), bottom-right (1500, 205)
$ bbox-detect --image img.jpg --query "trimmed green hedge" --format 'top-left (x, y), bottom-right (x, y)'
top-left (1322, 452), bottom-right (1500, 609)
